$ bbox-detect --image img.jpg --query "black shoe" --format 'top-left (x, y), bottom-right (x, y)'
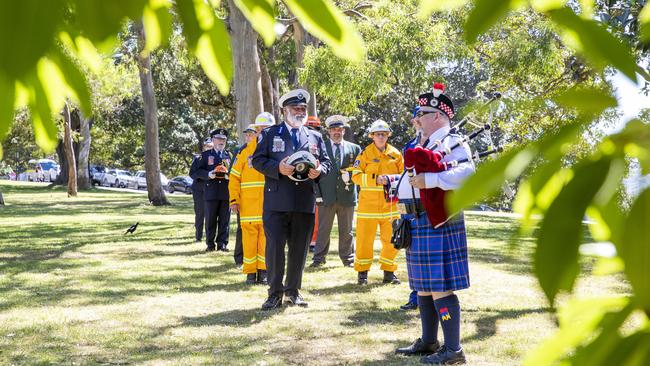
top-left (217, 245), bottom-right (229, 252)
top-left (357, 271), bottom-right (368, 285)
top-left (205, 246), bottom-right (216, 252)
top-left (257, 270), bottom-right (267, 285)
top-left (309, 245), bottom-right (315, 253)
top-left (383, 271), bottom-right (401, 284)
top-left (420, 346), bottom-right (465, 364)
top-left (400, 301), bottom-right (418, 311)
top-left (245, 273), bottom-right (257, 285)
top-left (285, 293), bottom-right (308, 307)
top-left (342, 261), bottom-right (353, 268)
top-left (261, 294), bottom-right (282, 310)
top-left (309, 261), bottom-right (324, 268)
top-left (195, 237), bottom-right (202, 242)
top-left (395, 338), bottom-right (440, 356)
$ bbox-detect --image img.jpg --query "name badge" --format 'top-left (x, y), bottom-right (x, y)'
top-left (208, 156), bottom-right (214, 165)
top-left (272, 136), bottom-right (285, 152)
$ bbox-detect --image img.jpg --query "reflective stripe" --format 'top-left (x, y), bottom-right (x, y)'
top-left (230, 168), bottom-right (241, 177)
top-left (356, 212), bottom-right (398, 219)
top-left (379, 257), bottom-right (395, 266)
top-left (360, 187), bottom-right (383, 192)
top-left (257, 255), bottom-right (266, 263)
top-left (355, 258), bottom-right (373, 264)
top-left (241, 181), bottom-right (264, 188)
top-left (243, 256), bottom-right (257, 264)
top-left (240, 216), bottom-right (263, 223)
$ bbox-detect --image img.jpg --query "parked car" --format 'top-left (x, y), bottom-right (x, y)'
top-left (89, 165), bottom-right (106, 186)
top-left (103, 169), bottom-right (135, 188)
top-left (131, 170), bottom-right (169, 190)
top-left (167, 176), bottom-right (193, 194)
top-left (26, 159), bottom-right (60, 182)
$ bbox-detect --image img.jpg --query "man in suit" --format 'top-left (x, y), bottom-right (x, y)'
top-left (252, 89), bottom-right (332, 310)
top-left (195, 128), bottom-right (233, 252)
top-left (310, 115), bottom-right (361, 268)
top-left (189, 137), bottom-right (213, 242)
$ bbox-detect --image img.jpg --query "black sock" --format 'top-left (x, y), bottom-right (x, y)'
top-left (417, 295), bottom-right (439, 344)
top-left (434, 294), bottom-right (461, 351)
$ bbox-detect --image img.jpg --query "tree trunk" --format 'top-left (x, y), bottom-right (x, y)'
top-left (260, 51), bottom-right (275, 117)
top-left (135, 20), bottom-right (169, 206)
top-left (292, 23), bottom-right (318, 117)
top-left (228, 0), bottom-right (264, 144)
top-left (54, 140), bottom-right (67, 185)
top-left (76, 111), bottom-right (92, 189)
top-left (62, 102), bottom-right (77, 197)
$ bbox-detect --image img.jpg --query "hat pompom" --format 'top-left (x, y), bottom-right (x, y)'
top-left (433, 82), bottom-right (445, 97)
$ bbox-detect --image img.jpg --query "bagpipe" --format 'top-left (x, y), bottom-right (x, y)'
top-left (403, 93), bottom-right (502, 228)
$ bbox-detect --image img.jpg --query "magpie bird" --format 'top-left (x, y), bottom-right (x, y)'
top-left (125, 222), bottom-right (139, 235)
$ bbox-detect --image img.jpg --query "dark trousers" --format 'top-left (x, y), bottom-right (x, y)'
top-left (233, 213), bottom-right (243, 265)
top-left (192, 189), bottom-right (205, 241)
top-left (313, 203), bottom-right (355, 265)
top-left (205, 199), bottom-right (230, 249)
top-left (263, 210), bottom-right (315, 296)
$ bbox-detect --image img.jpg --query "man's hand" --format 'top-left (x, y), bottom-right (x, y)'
top-left (308, 165), bottom-right (322, 179)
top-left (376, 175), bottom-right (388, 185)
top-left (230, 204), bottom-right (240, 214)
top-left (208, 171), bottom-right (216, 179)
top-left (214, 165), bottom-right (228, 173)
top-left (279, 157), bottom-right (295, 176)
top-left (409, 173), bottom-right (426, 189)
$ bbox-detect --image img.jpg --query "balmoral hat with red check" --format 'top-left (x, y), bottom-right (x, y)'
top-left (417, 83), bottom-right (455, 119)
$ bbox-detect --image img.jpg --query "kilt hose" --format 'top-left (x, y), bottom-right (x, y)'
top-left (405, 212), bottom-right (469, 292)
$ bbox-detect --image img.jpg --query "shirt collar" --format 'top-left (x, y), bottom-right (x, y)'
top-left (425, 126), bottom-right (450, 148)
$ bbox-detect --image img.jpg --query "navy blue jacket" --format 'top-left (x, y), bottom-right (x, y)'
top-left (195, 149), bottom-right (233, 201)
top-left (189, 154), bottom-right (206, 193)
top-left (252, 124), bottom-right (332, 213)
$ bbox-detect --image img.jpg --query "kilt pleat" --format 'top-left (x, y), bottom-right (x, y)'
top-left (405, 213), bottom-right (470, 292)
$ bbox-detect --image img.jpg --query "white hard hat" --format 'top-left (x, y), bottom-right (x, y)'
top-left (253, 112), bottom-right (275, 127)
top-left (368, 119), bottom-right (392, 136)
top-left (279, 89), bottom-right (310, 107)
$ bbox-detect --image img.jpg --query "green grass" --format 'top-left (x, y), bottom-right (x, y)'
top-left (0, 181), bottom-right (631, 365)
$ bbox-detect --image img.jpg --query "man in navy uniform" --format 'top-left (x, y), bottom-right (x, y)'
top-left (252, 89), bottom-right (332, 310)
top-left (310, 115), bottom-right (361, 268)
top-left (196, 128), bottom-right (233, 252)
top-left (189, 137), bottom-right (213, 242)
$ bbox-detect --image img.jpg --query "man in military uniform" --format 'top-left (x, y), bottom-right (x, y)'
top-left (310, 115), bottom-right (361, 268)
top-left (189, 137), bottom-right (213, 242)
top-left (195, 128), bottom-right (233, 252)
top-left (251, 89), bottom-right (332, 310)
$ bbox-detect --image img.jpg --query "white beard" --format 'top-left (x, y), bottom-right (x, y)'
top-left (287, 113), bottom-right (306, 127)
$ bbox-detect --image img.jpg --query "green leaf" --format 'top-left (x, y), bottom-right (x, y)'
top-left (610, 119), bottom-right (650, 175)
top-left (143, 2), bottom-right (173, 53)
top-left (641, 4), bottom-right (650, 42)
top-left (530, 0), bottom-right (567, 12)
top-left (619, 188), bottom-right (650, 310)
top-left (0, 74), bottom-right (15, 143)
top-left (548, 7), bottom-right (638, 80)
top-left (0, 0), bottom-right (64, 78)
top-left (283, 0), bottom-right (365, 62)
top-left (464, 0), bottom-right (525, 43)
top-left (535, 156), bottom-right (612, 304)
top-left (74, 0), bottom-right (148, 42)
top-left (50, 46), bottom-right (92, 116)
top-left (554, 87), bottom-right (618, 116)
top-left (418, 0), bottom-right (469, 17)
top-left (177, 0), bottom-right (233, 95)
top-left (233, 0), bottom-right (276, 46)
top-left (524, 297), bottom-right (629, 366)
top-left (26, 74), bottom-right (59, 152)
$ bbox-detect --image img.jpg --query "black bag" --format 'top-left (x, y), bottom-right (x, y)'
top-left (391, 217), bottom-right (412, 250)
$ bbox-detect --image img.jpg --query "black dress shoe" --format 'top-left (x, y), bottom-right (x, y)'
top-left (342, 262), bottom-right (353, 268)
top-left (257, 270), bottom-right (267, 285)
top-left (245, 273), bottom-right (257, 285)
top-left (217, 245), bottom-right (229, 252)
top-left (285, 293), bottom-right (308, 307)
top-left (205, 246), bottom-right (216, 252)
top-left (358, 271), bottom-right (368, 285)
top-left (420, 346), bottom-right (466, 364)
top-left (261, 294), bottom-right (282, 310)
top-left (396, 338), bottom-right (440, 356)
top-left (400, 301), bottom-right (418, 311)
top-left (309, 261), bottom-right (324, 268)
top-left (383, 271), bottom-right (401, 284)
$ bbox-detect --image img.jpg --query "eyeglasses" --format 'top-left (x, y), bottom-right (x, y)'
top-left (415, 110), bottom-right (437, 118)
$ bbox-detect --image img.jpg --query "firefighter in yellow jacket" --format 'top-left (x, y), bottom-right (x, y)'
top-left (351, 119), bottom-right (404, 285)
top-left (229, 112), bottom-right (275, 284)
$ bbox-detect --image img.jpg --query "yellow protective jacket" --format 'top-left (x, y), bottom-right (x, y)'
top-left (228, 140), bottom-right (265, 223)
top-left (351, 143), bottom-right (404, 220)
